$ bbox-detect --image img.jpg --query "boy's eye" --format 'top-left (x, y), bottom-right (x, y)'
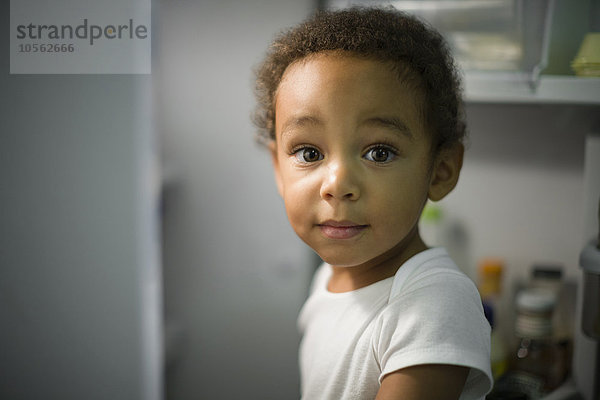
top-left (364, 146), bottom-right (396, 163)
top-left (294, 147), bottom-right (323, 163)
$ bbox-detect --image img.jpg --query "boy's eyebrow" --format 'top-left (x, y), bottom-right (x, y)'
top-left (279, 115), bottom-right (413, 141)
top-left (280, 115), bottom-right (323, 138)
top-left (362, 117), bottom-right (413, 140)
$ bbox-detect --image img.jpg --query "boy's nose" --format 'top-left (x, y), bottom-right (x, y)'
top-left (319, 160), bottom-right (361, 201)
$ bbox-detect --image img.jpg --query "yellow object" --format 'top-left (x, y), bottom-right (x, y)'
top-left (478, 258), bottom-right (507, 381)
top-left (478, 258), bottom-right (504, 299)
top-left (491, 331), bottom-right (508, 379)
top-left (571, 33), bottom-right (600, 77)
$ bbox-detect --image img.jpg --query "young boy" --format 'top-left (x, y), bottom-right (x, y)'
top-left (253, 7), bottom-right (492, 400)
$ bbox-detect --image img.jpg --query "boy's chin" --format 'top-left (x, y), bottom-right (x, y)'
top-left (316, 252), bottom-right (366, 268)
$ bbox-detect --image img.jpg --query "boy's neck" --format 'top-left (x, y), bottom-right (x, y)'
top-left (326, 229), bottom-right (428, 293)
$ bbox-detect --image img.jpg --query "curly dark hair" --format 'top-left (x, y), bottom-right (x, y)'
top-left (253, 6), bottom-right (466, 153)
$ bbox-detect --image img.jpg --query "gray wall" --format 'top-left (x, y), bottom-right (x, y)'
top-left (156, 0), bottom-right (316, 399)
top-left (0, 3), bottom-right (162, 400)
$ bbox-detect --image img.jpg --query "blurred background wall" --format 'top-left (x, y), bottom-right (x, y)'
top-left (0, 2), bottom-right (162, 399)
top-left (155, 0), bottom-right (317, 398)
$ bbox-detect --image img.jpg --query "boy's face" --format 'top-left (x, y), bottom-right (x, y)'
top-left (271, 54), bottom-right (459, 268)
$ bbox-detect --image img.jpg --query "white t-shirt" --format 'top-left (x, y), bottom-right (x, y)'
top-left (298, 247), bottom-right (492, 400)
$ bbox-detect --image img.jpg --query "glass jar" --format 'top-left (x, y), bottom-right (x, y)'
top-left (488, 288), bottom-right (570, 399)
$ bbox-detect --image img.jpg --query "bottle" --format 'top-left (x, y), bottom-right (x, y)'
top-left (515, 288), bottom-right (570, 394)
top-left (530, 265), bottom-right (562, 295)
top-left (490, 288), bottom-right (569, 399)
top-left (477, 258), bottom-right (507, 380)
top-left (529, 264), bottom-right (574, 342)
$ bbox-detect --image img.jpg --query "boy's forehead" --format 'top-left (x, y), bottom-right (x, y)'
top-left (277, 52), bottom-right (424, 105)
top-left (275, 53), bottom-right (427, 131)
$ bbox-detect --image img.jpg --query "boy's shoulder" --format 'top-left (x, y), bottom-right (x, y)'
top-left (387, 247), bottom-right (478, 304)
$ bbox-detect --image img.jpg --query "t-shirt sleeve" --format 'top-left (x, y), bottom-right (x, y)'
top-left (373, 270), bottom-right (493, 400)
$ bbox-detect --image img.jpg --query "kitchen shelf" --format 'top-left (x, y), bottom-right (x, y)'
top-left (464, 74), bottom-right (600, 105)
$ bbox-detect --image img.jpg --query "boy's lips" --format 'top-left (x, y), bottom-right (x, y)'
top-left (317, 220), bottom-right (368, 239)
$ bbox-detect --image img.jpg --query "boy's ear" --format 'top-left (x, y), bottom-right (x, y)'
top-left (428, 143), bottom-right (464, 202)
top-left (269, 140), bottom-right (284, 198)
